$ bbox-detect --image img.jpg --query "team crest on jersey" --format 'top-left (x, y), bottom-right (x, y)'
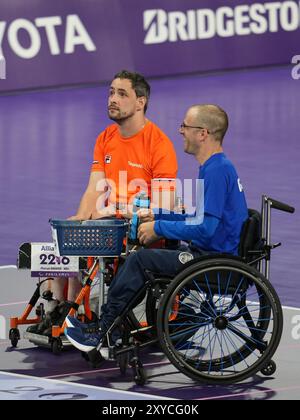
top-left (105, 155), bottom-right (112, 164)
top-left (237, 178), bottom-right (244, 192)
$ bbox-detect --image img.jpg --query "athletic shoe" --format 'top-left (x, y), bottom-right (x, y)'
top-left (65, 315), bottom-right (99, 333)
top-left (65, 327), bottom-right (104, 353)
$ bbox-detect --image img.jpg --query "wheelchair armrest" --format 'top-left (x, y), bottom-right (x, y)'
top-left (152, 277), bottom-right (172, 286)
top-left (144, 270), bottom-right (173, 284)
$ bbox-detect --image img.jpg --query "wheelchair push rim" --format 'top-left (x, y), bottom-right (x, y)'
top-left (157, 258), bottom-right (283, 385)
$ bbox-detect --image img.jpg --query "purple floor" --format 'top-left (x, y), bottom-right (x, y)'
top-left (0, 268), bottom-right (300, 401)
top-left (0, 65), bottom-right (299, 306)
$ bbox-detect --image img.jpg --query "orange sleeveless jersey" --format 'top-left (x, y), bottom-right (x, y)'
top-left (91, 121), bottom-right (178, 205)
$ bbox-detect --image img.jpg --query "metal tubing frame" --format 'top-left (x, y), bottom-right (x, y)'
top-left (260, 195), bottom-right (272, 281)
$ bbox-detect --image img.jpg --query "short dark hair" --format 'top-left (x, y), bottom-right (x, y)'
top-left (113, 70), bottom-right (151, 113)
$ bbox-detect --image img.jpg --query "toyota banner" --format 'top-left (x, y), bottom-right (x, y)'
top-left (0, 0), bottom-right (300, 91)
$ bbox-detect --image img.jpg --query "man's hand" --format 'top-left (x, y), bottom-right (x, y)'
top-left (91, 205), bottom-right (116, 219)
top-left (92, 204), bottom-right (134, 219)
top-left (138, 221), bottom-right (160, 246)
top-left (67, 215), bottom-right (89, 221)
top-left (137, 208), bottom-right (155, 223)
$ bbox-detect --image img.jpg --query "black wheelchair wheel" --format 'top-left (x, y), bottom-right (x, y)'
top-left (131, 359), bottom-right (147, 386)
top-left (261, 360), bottom-right (277, 377)
top-left (51, 337), bottom-right (63, 355)
top-left (117, 351), bottom-right (129, 375)
top-left (157, 258), bottom-right (283, 385)
top-left (9, 328), bottom-right (20, 348)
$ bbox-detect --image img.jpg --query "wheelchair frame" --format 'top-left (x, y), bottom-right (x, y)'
top-left (9, 195), bottom-right (295, 385)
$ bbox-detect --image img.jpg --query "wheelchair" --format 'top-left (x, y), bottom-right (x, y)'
top-left (9, 195), bottom-right (294, 386)
top-left (9, 222), bottom-right (150, 354)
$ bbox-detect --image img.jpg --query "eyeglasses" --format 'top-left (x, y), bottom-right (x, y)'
top-left (180, 122), bottom-right (210, 133)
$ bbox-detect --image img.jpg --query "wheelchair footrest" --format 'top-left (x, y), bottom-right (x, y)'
top-left (23, 332), bottom-right (70, 347)
top-left (24, 332), bottom-right (51, 346)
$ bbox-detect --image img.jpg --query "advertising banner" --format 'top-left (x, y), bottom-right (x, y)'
top-left (0, 0), bottom-right (299, 91)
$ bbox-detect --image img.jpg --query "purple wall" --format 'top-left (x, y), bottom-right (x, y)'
top-left (1, 0), bottom-right (300, 92)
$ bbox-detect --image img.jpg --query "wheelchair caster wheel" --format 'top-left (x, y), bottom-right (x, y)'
top-left (51, 338), bottom-right (63, 355)
top-left (81, 351), bottom-right (89, 362)
top-left (117, 352), bottom-right (129, 375)
top-left (131, 359), bottom-right (147, 386)
top-left (87, 348), bottom-right (105, 368)
top-left (261, 360), bottom-right (277, 377)
top-left (9, 328), bottom-right (20, 348)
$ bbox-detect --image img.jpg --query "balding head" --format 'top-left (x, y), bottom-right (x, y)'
top-left (187, 105), bottom-right (229, 144)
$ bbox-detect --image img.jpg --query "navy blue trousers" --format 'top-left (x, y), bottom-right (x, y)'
top-left (99, 246), bottom-right (205, 335)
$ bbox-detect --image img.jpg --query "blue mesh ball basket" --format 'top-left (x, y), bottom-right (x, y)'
top-left (50, 219), bottom-right (128, 257)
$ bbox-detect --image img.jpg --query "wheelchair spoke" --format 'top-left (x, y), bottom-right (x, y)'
top-left (223, 330), bottom-right (251, 369)
top-left (234, 291), bottom-right (270, 312)
top-left (192, 280), bottom-right (217, 317)
top-left (215, 330), bottom-right (227, 375)
top-left (173, 310), bottom-right (210, 321)
top-left (180, 287), bottom-right (215, 319)
top-left (234, 304), bottom-right (272, 318)
top-left (197, 324), bottom-right (210, 353)
top-left (204, 274), bottom-right (215, 305)
top-left (208, 330), bottom-right (219, 374)
top-left (230, 319), bottom-right (273, 332)
top-left (177, 296), bottom-right (213, 320)
top-left (171, 324), bottom-right (209, 341)
top-left (179, 326), bottom-right (212, 356)
top-left (174, 317), bottom-right (212, 332)
top-left (187, 325), bottom-right (215, 365)
top-left (226, 328), bottom-right (261, 363)
top-left (178, 297), bottom-right (201, 312)
top-left (230, 275), bottom-right (247, 302)
top-left (227, 323), bottom-right (268, 352)
top-left (236, 316), bottom-right (273, 323)
top-left (175, 337), bottom-right (194, 353)
top-left (217, 272), bottom-right (223, 316)
top-left (224, 271), bottom-right (233, 296)
top-left (222, 330), bottom-right (237, 374)
top-left (181, 287), bottom-right (204, 307)
top-left (231, 304), bottom-right (272, 317)
top-left (195, 325), bottom-right (214, 361)
top-left (207, 326), bottom-right (213, 368)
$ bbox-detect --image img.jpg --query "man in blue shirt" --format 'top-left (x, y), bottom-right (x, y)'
top-left (65, 104), bottom-right (248, 354)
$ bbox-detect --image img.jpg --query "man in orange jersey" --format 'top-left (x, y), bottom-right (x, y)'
top-left (70, 70), bottom-right (178, 220)
top-left (35, 71), bottom-right (178, 334)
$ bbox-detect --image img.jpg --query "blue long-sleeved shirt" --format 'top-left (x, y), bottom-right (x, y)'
top-left (154, 213), bottom-right (219, 249)
top-left (154, 153), bottom-right (248, 255)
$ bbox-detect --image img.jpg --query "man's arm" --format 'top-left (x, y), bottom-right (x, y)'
top-left (138, 208), bottom-right (189, 224)
top-left (154, 214), bottom-right (219, 248)
top-left (150, 134), bottom-right (178, 213)
top-left (138, 214), bottom-right (219, 247)
top-left (69, 171), bottom-right (107, 220)
top-left (152, 167), bottom-right (229, 244)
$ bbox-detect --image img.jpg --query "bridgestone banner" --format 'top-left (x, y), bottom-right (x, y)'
top-left (0, 0), bottom-right (299, 92)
